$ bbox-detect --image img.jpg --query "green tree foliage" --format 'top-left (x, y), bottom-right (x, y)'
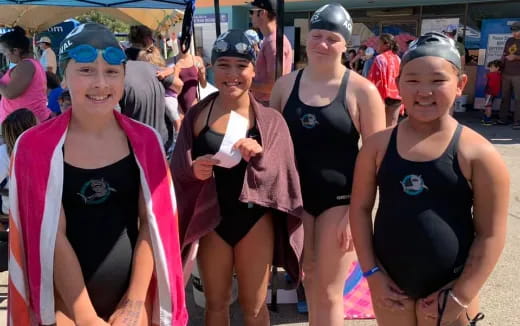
top-left (76, 11), bottom-right (130, 34)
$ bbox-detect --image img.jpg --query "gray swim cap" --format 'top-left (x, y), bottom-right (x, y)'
top-left (402, 32), bottom-right (461, 70)
top-left (211, 30), bottom-right (256, 65)
top-left (309, 3), bottom-right (353, 42)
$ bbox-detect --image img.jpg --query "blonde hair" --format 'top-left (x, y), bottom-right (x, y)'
top-left (137, 45), bottom-right (166, 67)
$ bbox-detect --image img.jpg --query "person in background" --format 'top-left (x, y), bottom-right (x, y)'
top-left (245, 29), bottom-right (262, 56)
top-left (482, 60), bottom-right (502, 125)
top-left (368, 33), bottom-right (402, 127)
top-left (0, 26), bottom-right (51, 124)
top-left (249, 0), bottom-right (293, 106)
top-left (58, 89), bottom-right (71, 113)
top-left (121, 42), bottom-right (176, 154)
top-left (347, 49), bottom-right (358, 70)
top-left (127, 25), bottom-right (155, 52)
top-left (173, 38), bottom-right (207, 114)
top-left (46, 71), bottom-right (63, 116)
top-left (37, 36), bottom-right (57, 74)
top-left (0, 108), bottom-right (37, 216)
top-left (351, 45), bottom-right (367, 74)
top-left (362, 47), bottom-right (375, 78)
top-left (443, 24), bottom-right (466, 68)
top-left (498, 21), bottom-right (520, 128)
top-left (350, 32), bottom-right (508, 326)
top-left (137, 45), bottom-right (184, 135)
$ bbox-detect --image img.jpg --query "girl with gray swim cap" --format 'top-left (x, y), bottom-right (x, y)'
top-left (271, 3), bottom-right (385, 325)
top-left (350, 32), bottom-right (509, 326)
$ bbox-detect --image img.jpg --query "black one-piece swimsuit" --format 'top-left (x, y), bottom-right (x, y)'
top-left (62, 149), bottom-right (140, 319)
top-left (192, 100), bottom-right (266, 247)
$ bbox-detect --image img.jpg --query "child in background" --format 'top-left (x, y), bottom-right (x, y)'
top-left (46, 71), bottom-right (63, 116)
top-left (58, 90), bottom-right (71, 113)
top-left (482, 60), bottom-right (502, 125)
top-left (0, 109), bottom-right (37, 216)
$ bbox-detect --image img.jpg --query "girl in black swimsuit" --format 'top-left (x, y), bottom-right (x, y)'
top-left (187, 30), bottom-right (275, 326)
top-left (350, 33), bottom-right (509, 326)
top-left (271, 4), bottom-right (386, 325)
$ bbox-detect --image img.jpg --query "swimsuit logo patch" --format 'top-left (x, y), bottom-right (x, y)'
top-left (77, 178), bottom-right (117, 205)
top-left (300, 113), bottom-right (320, 129)
top-left (400, 174), bottom-right (428, 196)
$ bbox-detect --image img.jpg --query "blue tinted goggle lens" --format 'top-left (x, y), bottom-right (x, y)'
top-left (68, 44), bottom-right (126, 65)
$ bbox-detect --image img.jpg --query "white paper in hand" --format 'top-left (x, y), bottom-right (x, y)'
top-left (213, 110), bottom-right (249, 168)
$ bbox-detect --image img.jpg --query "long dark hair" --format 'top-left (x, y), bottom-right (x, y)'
top-left (2, 109), bottom-right (37, 155)
top-left (379, 33), bottom-right (399, 54)
top-left (0, 26), bottom-right (30, 56)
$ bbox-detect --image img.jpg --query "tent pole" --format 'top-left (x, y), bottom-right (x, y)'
top-left (275, 0), bottom-right (284, 79)
top-left (214, 0), bottom-right (221, 37)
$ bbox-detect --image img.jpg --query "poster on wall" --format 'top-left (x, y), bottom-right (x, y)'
top-left (421, 18), bottom-right (459, 35)
top-left (485, 34), bottom-right (511, 66)
top-left (194, 13), bottom-right (229, 61)
top-left (474, 18), bottom-right (520, 110)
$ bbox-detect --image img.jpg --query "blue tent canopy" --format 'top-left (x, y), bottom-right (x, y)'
top-left (0, 0), bottom-right (192, 8)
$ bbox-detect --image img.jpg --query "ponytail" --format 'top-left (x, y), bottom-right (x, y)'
top-left (379, 33), bottom-right (399, 54)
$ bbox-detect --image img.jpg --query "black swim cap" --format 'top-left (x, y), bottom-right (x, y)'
top-left (211, 30), bottom-right (256, 65)
top-left (309, 3), bottom-right (353, 42)
top-left (402, 32), bottom-right (461, 70)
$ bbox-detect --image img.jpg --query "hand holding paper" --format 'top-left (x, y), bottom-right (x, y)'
top-left (234, 138), bottom-right (263, 162)
top-left (212, 111), bottom-right (250, 168)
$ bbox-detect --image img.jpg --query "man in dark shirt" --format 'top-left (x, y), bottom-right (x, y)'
top-left (498, 21), bottom-right (520, 127)
top-left (119, 59), bottom-right (174, 152)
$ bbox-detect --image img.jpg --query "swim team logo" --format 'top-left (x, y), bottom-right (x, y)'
top-left (300, 113), bottom-right (320, 129)
top-left (400, 174), bottom-right (428, 196)
top-left (77, 178), bottom-right (117, 205)
top-left (310, 5), bottom-right (327, 24)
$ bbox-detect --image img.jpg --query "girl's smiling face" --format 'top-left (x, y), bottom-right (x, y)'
top-left (64, 55), bottom-right (125, 115)
top-left (213, 56), bottom-right (254, 98)
top-left (399, 56), bottom-right (467, 122)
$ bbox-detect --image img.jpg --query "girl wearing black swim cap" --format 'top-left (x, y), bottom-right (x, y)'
top-left (350, 32), bottom-right (508, 326)
top-left (271, 3), bottom-right (386, 325)
top-left (172, 29), bottom-right (304, 326)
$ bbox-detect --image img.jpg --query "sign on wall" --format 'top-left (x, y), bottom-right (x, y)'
top-left (194, 13), bottom-right (229, 60)
top-left (474, 18), bottom-right (519, 109)
top-left (421, 18), bottom-right (459, 35)
top-left (485, 34), bottom-right (511, 66)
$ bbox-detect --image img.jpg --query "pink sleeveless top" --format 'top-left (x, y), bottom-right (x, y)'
top-left (0, 59), bottom-right (50, 124)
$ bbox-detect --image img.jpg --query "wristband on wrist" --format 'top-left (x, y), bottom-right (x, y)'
top-left (448, 290), bottom-right (469, 309)
top-left (362, 266), bottom-right (381, 278)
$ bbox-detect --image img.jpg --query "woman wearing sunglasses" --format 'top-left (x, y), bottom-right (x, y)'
top-left (8, 23), bottom-right (187, 326)
top-left (0, 26), bottom-right (51, 124)
top-left (171, 30), bottom-right (303, 326)
top-left (270, 4), bottom-right (386, 325)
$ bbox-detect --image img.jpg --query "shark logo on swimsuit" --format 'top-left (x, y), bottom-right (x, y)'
top-left (77, 178), bottom-right (117, 205)
top-left (401, 174), bottom-right (428, 196)
top-left (300, 113), bottom-right (320, 129)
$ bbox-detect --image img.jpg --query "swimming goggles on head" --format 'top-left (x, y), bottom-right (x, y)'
top-left (67, 44), bottom-right (126, 65)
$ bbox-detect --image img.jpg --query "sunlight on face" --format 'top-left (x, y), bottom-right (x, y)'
top-left (399, 56), bottom-right (467, 122)
top-left (64, 55), bottom-right (125, 115)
